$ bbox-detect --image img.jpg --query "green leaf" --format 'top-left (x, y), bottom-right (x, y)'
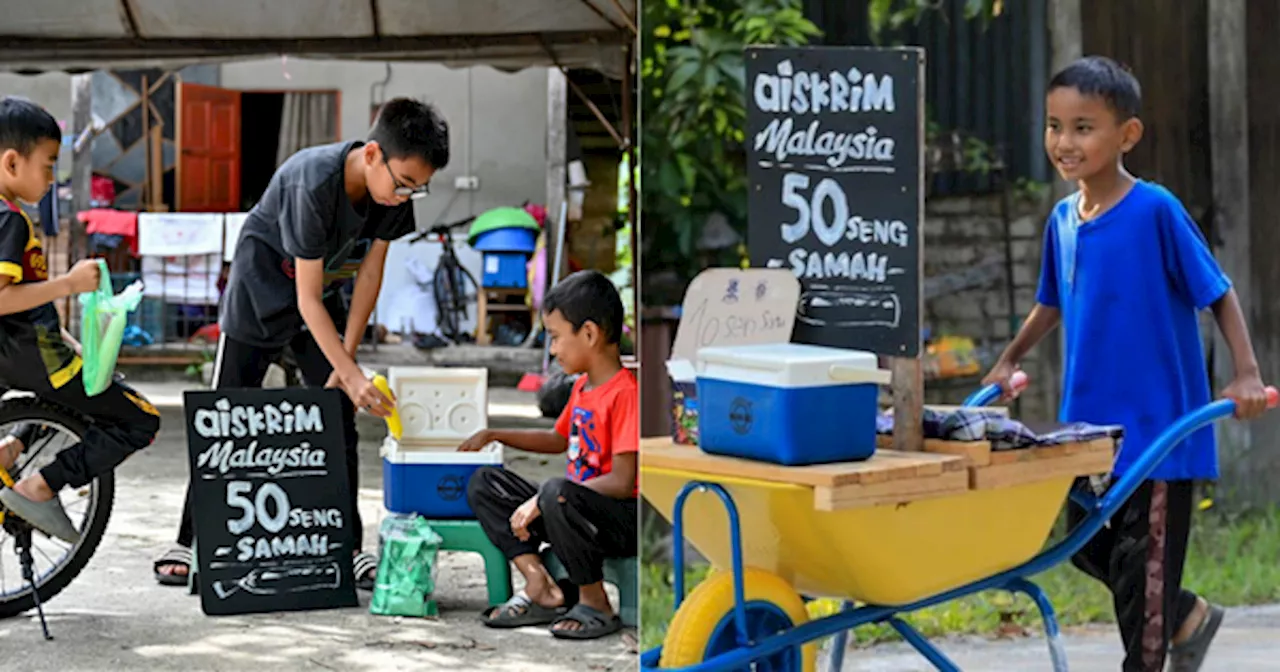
top-left (666, 60), bottom-right (700, 95)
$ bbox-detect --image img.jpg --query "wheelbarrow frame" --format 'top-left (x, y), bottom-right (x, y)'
top-left (641, 381), bottom-right (1276, 672)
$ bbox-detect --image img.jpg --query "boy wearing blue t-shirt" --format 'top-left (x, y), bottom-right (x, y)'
top-left (983, 56), bottom-right (1267, 672)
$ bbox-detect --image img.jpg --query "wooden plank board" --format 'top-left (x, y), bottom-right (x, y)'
top-left (641, 438), bottom-right (965, 488)
top-left (986, 438), bottom-right (1114, 465)
top-left (876, 435), bottom-right (993, 467)
top-left (814, 469), bottom-right (969, 511)
top-left (970, 441), bottom-right (1116, 490)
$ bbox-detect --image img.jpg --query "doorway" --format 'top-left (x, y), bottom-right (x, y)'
top-left (179, 84), bottom-right (340, 213)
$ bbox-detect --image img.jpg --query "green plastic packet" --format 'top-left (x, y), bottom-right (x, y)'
top-left (78, 259), bottom-right (144, 397)
top-left (370, 514), bottom-right (444, 618)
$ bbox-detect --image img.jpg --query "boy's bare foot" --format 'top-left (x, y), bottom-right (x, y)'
top-left (0, 436), bottom-right (23, 472)
top-left (1174, 597), bottom-right (1209, 645)
top-left (1169, 597), bottom-right (1225, 672)
top-left (549, 581), bottom-right (623, 639)
top-left (0, 473), bottom-right (79, 543)
top-left (154, 545), bottom-right (192, 585)
top-left (11, 472), bottom-right (55, 503)
top-left (481, 555), bottom-right (569, 627)
top-left (515, 555), bottom-right (565, 609)
top-left (552, 581), bottom-right (612, 633)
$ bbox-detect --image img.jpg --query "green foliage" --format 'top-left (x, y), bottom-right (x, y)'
top-left (642, 506), bottom-right (1280, 652)
top-left (867, 0), bottom-right (1004, 42)
top-left (639, 0), bottom-right (821, 307)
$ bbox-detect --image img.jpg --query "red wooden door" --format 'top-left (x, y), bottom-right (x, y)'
top-left (179, 83), bottom-right (241, 212)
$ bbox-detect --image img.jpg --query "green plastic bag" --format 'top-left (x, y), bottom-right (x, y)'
top-left (370, 514), bottom-right (444, 618)
top-left (78, 259), bottom-right (144, 397)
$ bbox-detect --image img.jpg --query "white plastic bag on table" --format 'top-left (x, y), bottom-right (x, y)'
top-left (78, 259), bottom-right (144, 396)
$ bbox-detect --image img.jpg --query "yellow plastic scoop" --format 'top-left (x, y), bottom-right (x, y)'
top-left (371, 373), bottom-right (402, 440)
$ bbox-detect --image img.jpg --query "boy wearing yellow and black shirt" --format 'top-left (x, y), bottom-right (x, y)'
top-left (0, 96), bottom-right (159, 544)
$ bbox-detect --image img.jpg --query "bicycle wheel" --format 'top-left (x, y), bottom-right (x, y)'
top-left (433, 258), bottom-right (479, 342)
top-left (0, 394), bottom-right (114, 619)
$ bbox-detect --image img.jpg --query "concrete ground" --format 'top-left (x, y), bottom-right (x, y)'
top-left (829, 606), bottom-right (1280, 671)
top-left (0, 383), bottom-right (637, 672)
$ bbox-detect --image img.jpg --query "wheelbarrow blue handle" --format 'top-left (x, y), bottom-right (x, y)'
top-left (1021, 384), bottom-right (1279, 578)
top-left (963, 370), bottom-right (1029, 408)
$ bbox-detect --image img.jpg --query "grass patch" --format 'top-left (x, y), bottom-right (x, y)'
top-left (640, 507), bottom-right (1280, 653)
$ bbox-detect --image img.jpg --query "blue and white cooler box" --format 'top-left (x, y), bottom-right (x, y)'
top-left (382, 438), bottom-right (504, 519)
top-left (380, 366), bottom-right (493, 518)
top-left (695, 343), bottom-right (892, 466)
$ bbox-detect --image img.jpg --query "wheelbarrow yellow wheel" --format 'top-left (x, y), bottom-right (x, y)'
top-left (660, 567), bottom-right (817, 671)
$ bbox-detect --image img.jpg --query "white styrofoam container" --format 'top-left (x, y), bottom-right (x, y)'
top-left (695, 343), bottom-right (891, 389)
top-left (388, 366), bottom-right (488, 442)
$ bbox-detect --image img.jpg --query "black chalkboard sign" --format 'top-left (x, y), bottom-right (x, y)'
top-left (746, 46), bottom-right (925, 357)
top-left (184, 388), bottom-right (358, 616)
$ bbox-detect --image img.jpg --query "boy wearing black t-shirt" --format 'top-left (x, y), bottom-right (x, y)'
top-left (153, 98), bottom-right (449, 589)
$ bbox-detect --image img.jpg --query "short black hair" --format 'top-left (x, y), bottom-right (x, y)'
top-left (368, 97), bottom-right (450, 170)
top-left (1048, 56), bottom-right (1141, 120)
top-left (544, 270), bottom-right (624, 345)
top-left (0, 96), bottom-right (60, 155)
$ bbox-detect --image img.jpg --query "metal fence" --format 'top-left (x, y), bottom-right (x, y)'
top-left (801, 0), bottom-right (1051, 196)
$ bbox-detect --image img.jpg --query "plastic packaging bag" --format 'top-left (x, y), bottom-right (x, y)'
top-left (370, 513), bottom-right (444, 618)
top-left (78, 259), bottom-right (144, 397)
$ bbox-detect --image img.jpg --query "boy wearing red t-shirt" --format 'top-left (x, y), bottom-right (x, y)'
top-left (459, 270), bottom-right (637, 640)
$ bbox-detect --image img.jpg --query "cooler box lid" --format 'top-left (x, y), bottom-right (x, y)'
top-left (696, 343), bottom-right (891, 389)
top-left (388, 366), bottom-right (488, 442)
top-left (382, 437), bottom-right (504, 465)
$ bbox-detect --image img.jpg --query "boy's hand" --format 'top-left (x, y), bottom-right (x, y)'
top-left (335, 369), bottom-right (393, 418)
top-left (65, 260), bottom-right (101, 294)
top-left (981, 360), bottom-right (1022, 401)
top-left (510, 495), bottom-right (540, 541)
top-left (458, 430), bottom-right (494, 452)
top-left (1223, 372), bottom-right (1269, 420)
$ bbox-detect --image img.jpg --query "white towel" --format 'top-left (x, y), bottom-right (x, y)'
top-left (137, 213), bottom-right (225, 257)
top-left (141, 253), bottom-right (221, 276)
top-left (223, 212), bottom-right (249, 262)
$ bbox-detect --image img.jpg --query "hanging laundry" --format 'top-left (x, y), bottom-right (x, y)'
top-left (78, 208), bottom-right (139, 256)
top-left (137, 212), bottom-right (224, 257)
top-left (141, 253), bottom-right (221, 306)
top-left (223, 212), bottom-right (248, 263)
top-left (38, 185), bottom-right (59, 236)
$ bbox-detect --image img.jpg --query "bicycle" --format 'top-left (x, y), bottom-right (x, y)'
top-left (406, 214), bottom-right (480, 344)
top-left (0, 389), bottom-right (115, 640)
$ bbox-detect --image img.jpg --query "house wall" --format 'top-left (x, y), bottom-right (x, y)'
top-left (219, 57), bottom-right (550, 334)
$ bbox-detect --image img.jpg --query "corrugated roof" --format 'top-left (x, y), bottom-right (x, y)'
top-left (0, 0), bottom-right (634, 78)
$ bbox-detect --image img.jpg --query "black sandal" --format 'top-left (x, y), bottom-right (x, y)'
top-left (153, 546), bottom-right (192, 586)
top-left (550, 602), bottom-right (623, 640)
top-left (354, 551), bottom-right (378, 591)
top-left (482, 593), bottom-right (566, 628)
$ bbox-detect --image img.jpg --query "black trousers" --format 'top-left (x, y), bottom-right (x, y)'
top-left (175, 331), bottom-right (363, 551)
top-left (1067, 478), bottom-right (1199, 672)
top-left (5, 370), bottom-right (160, 492)
top-left (467, 465), bottom-right (637, 586)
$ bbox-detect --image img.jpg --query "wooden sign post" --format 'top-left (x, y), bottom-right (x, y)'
top-left (745, 45), bottom-right (927, 451)
top-left (184, 388), bottom-right (359, 616)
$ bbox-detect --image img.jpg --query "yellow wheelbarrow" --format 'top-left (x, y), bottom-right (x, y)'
top-left (641, 381), bottom-right (1279, 672)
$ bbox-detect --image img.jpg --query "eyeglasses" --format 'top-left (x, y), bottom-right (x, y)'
top-left (381, 147), bottom-right (430, 198)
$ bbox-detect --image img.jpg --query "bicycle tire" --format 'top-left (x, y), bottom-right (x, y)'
top-left (0, 396), bottom-right (114, 619)
top-left (433, 258), bottom-right (479, 342)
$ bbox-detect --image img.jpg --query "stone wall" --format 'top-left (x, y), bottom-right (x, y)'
top-left (919, 192), bottom-right (1060, 422)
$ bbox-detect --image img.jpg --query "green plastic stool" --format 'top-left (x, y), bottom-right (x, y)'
top-left (542, 551), bottom-right (638, 628)
top-left (428, 519), bottom-right (513, 608)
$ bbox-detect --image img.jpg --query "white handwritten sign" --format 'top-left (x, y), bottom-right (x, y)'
top-left (746, 46), bottom-right (925, 357)
top-left (184, 388), bottom-right (358, 616)
top-left (670, 268), bottom-right (800, 364)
